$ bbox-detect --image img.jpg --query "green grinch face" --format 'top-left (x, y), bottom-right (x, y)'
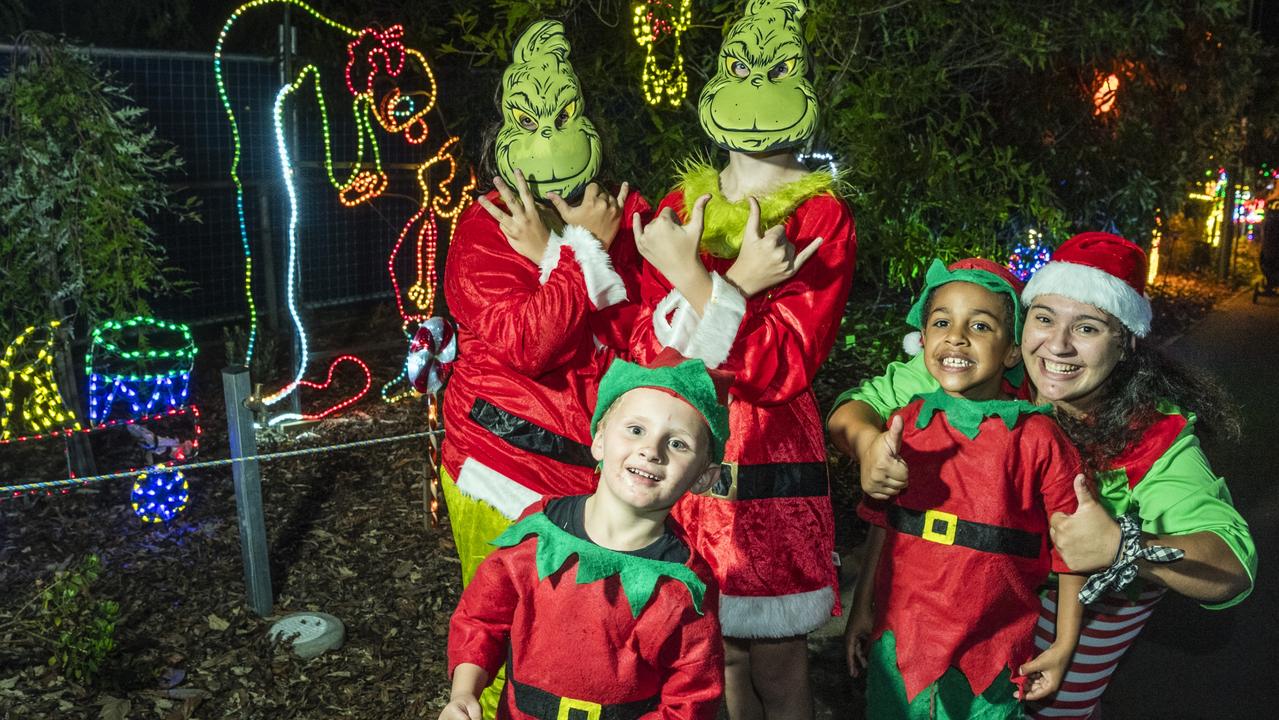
top-left (496, 21), bottom-right (601, 200)
top-left (698, 0), bottom-right (817, 153)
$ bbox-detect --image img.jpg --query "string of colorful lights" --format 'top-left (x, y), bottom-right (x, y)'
top-left (1007, 228), bottom-right (1053, 282)
top-left (219, 2), bottom-right (473, 419)
top-left (214, 0), bottom-right (359, 365)
top-left (0, 322), bottom-right (81, 441)
top-left (632, 0), bottom-right (691, 107)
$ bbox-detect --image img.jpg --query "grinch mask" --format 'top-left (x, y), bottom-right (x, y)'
top-left (496, 21), bottom-right (602, 200)
top-left (698, 0), bottom-right (817, 153)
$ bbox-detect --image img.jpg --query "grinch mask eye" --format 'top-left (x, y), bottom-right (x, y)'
top-left (726, 57), bottom-right (750, 78)
top-left (514, 109), bottom-right (538, 131)
top-left (555, 101), bottom-right (576, 129)
top-left (767, 58), bottom-right (796, 81)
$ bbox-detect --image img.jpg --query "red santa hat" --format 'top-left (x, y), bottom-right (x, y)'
top-left (1021, 232), bottom-right (1152, 337)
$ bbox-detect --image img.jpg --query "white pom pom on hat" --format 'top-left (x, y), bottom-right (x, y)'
top-left (1021, 231), bottom-right (1152, 337)
top-left (902, 330), bottom-right (923, 356)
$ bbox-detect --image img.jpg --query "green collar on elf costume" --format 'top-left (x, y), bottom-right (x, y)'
top-left (698, 0), bottom-right (818, 153)
top-left (496, 20), bottom-right (601, 201)
top-left (913, 387), bottom-right (1051, 440)
top-left (492, 512), bottom-right (707, 618)
top-left (679, 160), bottom-right (834, 258)
top-left (906, 259), bottom-right (1026, 342)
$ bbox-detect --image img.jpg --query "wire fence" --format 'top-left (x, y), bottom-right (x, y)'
top-left (1, 40), bottom-right (464, 329)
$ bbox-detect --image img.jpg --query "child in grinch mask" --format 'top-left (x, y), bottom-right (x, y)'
top-left (441, 20), bottom-right (649, 717)
top-left (630, 1), bottom-right (856, 717)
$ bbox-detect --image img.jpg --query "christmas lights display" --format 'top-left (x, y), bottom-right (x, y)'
top-left (632, 0), bottom-right (691, 107)
top-left (86, 316), bottom-right (196, 426)
top-left (1189, 168), bottom-right (1229, 247)
top-left (0, 322), bottom-right (81, 441)
top-left (266, 355), bottom-right (372, 426)
top-left (1148, 213), bottom-right (1163, 285)
top-left (217, 1), bottom-right (473, 422)
top-left (131, 467), bottom-right (189, 523)
top-left (1007, 228), bottom-right (1053, 282)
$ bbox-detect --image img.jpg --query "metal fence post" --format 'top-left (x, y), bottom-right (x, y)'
top-left (222, 366), bottom-right (273, 616)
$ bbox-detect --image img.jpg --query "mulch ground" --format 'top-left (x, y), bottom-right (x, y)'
top-left (0, 269), bottom-right (1240, 720)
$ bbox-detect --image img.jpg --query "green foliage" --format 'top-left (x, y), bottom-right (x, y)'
top-left (0, 32), bottom-right (194, 343)
top-left (0, 555), bottom-right (122, 685)
top-left (40, 555), bottom-right (120, 685)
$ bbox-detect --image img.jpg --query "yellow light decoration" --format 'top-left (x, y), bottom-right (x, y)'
top-left (632, 0), bottom-right (692, 108)
top-left (0, 321), bottom-right (82, 441)
top-left (1148, 213), bottom-right (1163, 285)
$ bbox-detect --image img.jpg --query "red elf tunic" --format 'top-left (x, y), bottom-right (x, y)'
top-left (631, 166), bottom-right (856, 638)
top-left (442, 190), bottom-right (649, 518)
top-left (448, 497), bottom-right (724, 719)
top-left (861, 389), bottom-right (1082, 702)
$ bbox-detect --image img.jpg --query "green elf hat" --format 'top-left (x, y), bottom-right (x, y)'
top-left (591, 350), bottom-right (732, 463)
top-left (906, 258), bottom-right (1027, 343)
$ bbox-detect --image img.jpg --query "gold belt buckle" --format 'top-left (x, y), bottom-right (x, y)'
top-left (707, 461), bottom-right (738, 500)
top-left (557, 697), bottom-right (603, 720)
top-left (920, 509), bottom-right (958, 545)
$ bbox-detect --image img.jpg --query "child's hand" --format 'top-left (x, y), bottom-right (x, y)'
top-left (725, 197), bottom-right (822, 297)
top-left (437, 693), bottom-right (482, 720)
top-left (844, 602), bottom-right (875, 678)
top-left (548, 182), bottom-right (629, 251)
top-left (860, 415), bottom-right (908, 500)
top-left (1018, 642), bottom-right (1074, 702)
top-left (633, 194), bottom-right (710, 289)
top-left (477, 170), bottom-right (551, 263)
top-left (1050, 474), bottom-right (1123, 572)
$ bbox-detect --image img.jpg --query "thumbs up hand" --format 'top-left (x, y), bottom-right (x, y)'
top-left (1050, 474), bottom-right (1123, 572)
top-left (861, 415), bottom-right (909, 500)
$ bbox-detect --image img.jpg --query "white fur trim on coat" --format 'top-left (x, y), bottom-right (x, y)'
top-left (651, 272), bottom-right (746, 369)
top-left (453, 457), bottom-right (541, 521)
top-left (538, 224), bottom-right (628, 309)
top-left (1022, 261), bottom-right (1152, 337)
top-left (718, 587), bottom-right (835, 638)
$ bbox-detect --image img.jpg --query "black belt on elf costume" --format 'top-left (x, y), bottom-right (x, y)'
top-left (470, 397), bottom-right (596, 468)
top-left (886, 504), bottom-right (1042, 559)
top-left (506, 665), bottom-right (658, 720)
top-left (708, 461), bottom-right (828, 501)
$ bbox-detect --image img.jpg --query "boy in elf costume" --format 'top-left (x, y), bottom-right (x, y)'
top-left (441, 19), bottom-right (648, 585)
top-left (630, 1), bottom-right (855, 716)
top-left (440, 356), bottom-right (730, 720)
top-left (843, 259), bottom-right (1085, 717)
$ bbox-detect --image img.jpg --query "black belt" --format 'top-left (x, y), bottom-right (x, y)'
top-left (709, 462), bottom-right (828, 500)
top-left (886, 504), bottom-right (1042, 559)
top-left (469, 397), bottom-right (596, 468)
top-left (507, 666), bottom-right (657, 720)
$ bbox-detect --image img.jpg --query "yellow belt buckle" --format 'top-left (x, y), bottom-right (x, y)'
top-left (557, 697), bottom-right (602, 720)
top-left (921, 509), bottom-right (958, 545)
top-left (707, 461), bottom-right (738, 500)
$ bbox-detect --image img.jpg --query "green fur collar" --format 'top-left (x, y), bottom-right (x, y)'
top-left (913, 388), bottom-right (1051, 440)
top-left (678, 160), bottom-right (835, 258)
top-left (492, 512), bottom-right (707, 618)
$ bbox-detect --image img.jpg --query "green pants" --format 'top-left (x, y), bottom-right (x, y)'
top-left (440, 467), bottom-right (516, 720)
top-left (866, 631), bottom-right (1023, 720)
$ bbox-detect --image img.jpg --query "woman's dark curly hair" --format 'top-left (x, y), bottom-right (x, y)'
top-left (1055, 335), bottom-right (1241, 474)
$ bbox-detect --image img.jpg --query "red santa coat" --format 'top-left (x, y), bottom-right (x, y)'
top-left (448, 499), bottom-right (724, 720)
top-left (860, 391), bottom-right (1081, 701)
top-left (442, 191), bottom-right (648, 518)
top-left (631, 185), bottom-right (856, 637)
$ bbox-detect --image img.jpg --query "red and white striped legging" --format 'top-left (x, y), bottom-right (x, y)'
top-left (1028, 585), bottom-right (1166, 719)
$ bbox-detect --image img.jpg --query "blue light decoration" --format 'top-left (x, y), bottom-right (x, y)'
top-left (1007, 228), bottom-right (1053, 282)
top-left (131, 467), bottom-right (189, 523)
top-left (86, 317), bottom-right (196, 426)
